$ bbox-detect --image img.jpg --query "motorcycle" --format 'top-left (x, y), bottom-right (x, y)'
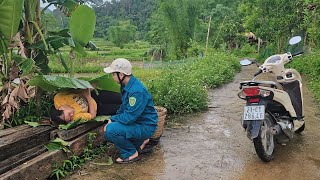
top-left (238, 36), bottom-right (305, 162)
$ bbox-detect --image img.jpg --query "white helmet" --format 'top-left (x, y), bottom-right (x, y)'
top-left (104, 58), bottom-right (132, 75)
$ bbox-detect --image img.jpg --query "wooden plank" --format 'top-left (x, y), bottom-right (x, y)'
top-left (0, 145), bottom-right (47, 174)
top-left (0, 126), bottom-right (53, 162)
top-left (0, 150), bottom-right (67, 180)
top-left (57, 121), bottom-right (103, 141)
top-left (0, 125), bottom-right (30, 138)
top-left (0, 123), bottom-right (107, 180)
top-left (68, 122), bottom-right (106, 155)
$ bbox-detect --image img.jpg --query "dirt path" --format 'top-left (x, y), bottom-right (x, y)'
top-left (67, 64), bottom-right (320, 180)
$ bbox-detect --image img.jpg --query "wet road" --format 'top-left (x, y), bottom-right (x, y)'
top-left (67, 64), bottom-right (320, 180)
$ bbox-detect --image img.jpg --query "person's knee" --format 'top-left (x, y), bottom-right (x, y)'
top-left (104, 123), bottom-right (120, 141)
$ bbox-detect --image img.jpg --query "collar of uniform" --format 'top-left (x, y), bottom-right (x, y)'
top-left (123, 75), bottom-right (136, 92)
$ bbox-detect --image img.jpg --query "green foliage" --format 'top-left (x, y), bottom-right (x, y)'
top-left (70, 5), bottom-right (96, 46)
top-left (9, 94), bottom-right (54, 127)
top-left (108, 21), bottom-right (137, 48)
top-left (46, 138), bottom-right (70, 152)
top-left (240, 0), bottom-right (304, 50)
top-left (0, 0), bottom-right (23, 48)
top-left (289, 51), bottom-right (320, 102)
top-left (93, 115), bottom-right (110, 122)
top-left (93, 0), bottom-right (157, 38)
top-left (90, 156), bottom-right (113, 166)
top-left (50, 132), bottom-right (111, 180)
top-left (239, 44), bottom-right (257, 57)
top-left (28, 75), bottom-right (93, 92)
top-left (42, 12), bottom-right (61, 32)
top-left (155, 0), bottom-right (199, 59)
top-left (58, 120), bottom-right (85, 130)
top-left (24, 121), bottom-right (40, 127)
top-left (88, 74), bottom-right (120, 93)
top-left (140, 51), bottom-right (240, 114)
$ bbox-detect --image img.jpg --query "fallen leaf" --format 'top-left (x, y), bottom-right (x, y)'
top-left (91, 157), bottom-right (113, 166)
top-left (24, 121), bottom-right (40, 127)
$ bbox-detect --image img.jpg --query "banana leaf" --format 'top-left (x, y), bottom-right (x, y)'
top-left (28, 75), bottom-right (93, 92)
top-left (0, 0), bottom-right (23, 47)
top-left (88, 74), bottom-right (120, 93)
top-left (70, 5), bottom-right (96, 46)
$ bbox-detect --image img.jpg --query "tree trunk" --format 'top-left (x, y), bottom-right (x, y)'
top-left (213, 16), bottom-right (227, 48)
top-left (205, 16), bottom-right (212, 56)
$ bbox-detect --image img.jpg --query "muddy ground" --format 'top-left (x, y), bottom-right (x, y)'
top-left (67, 64), bottom-right (320, 180)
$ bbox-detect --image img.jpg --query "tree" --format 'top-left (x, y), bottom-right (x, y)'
top-left (41, 11), bottom-right (60, 32)
top-left (93, 0), bottom-right (157, 38)
top-left (150, 0), bottom-right (199, 59)
top-left (240, 0), bottom-right (305, 52)
top-left (108, 20), bottom-right (137, 48)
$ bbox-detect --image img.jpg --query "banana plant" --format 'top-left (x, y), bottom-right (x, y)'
top-left (0, 0), bottom-right (99, 128)
top-left (34, 1), bottom-right (97, 77)
top-left (0, 0), bottom-right (33, 129)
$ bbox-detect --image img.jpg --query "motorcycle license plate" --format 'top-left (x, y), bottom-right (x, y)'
top-left (243, 105), bottom-right (265, 120)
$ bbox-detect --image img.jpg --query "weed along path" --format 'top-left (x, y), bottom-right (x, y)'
top-left (66, 64), bottom-right (320, 180)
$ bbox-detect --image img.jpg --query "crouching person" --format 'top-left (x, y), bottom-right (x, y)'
top-left (103, 58), bottom-right (158, 164)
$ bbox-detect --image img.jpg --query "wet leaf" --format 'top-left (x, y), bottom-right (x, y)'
top-left (24, 121), bottom-right (40, 127)
top-left (58, 120), bottom-right (85, 130)
top-left (46, 138), bottom-right (69, 151)
top-left (93, 116), bottom-right (110, 122)
top-left (52, 138), bottom-right (69, 146)
top-left (91, 157), bottom-right (113, 166)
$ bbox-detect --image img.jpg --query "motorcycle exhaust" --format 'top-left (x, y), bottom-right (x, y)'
top-left (270, 122), bottom-right (294, 138)
top-left (277, 121), bottom-right (294, 139)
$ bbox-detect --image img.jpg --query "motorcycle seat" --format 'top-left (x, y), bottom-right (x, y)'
top-left (240, 81), bottom-right (283, 90)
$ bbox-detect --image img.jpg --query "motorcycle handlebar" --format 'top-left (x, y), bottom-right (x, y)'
top-left (254, 69), bottom-right (263, 77)
top-left (292, 51), bottom-right (304, 57)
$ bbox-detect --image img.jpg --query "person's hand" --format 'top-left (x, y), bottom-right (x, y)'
top-left (104, 120), bottom-right (112, 132)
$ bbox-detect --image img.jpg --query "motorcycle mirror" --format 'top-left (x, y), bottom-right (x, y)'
top-left (289, 36), bottom-right (302, 45)
top-left (240, 59), bottom-right (252, 66)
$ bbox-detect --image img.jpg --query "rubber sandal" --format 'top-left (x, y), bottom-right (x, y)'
top-left (138, 145), bottom-right (154, 154)
top-left (116, 156), bottom-right (141, 164)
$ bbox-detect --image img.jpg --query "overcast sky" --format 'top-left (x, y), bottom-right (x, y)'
top-left (40, 1), bottom-right (55, 11)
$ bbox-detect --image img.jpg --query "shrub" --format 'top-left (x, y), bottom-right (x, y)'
top-left (138, 51), bottom-right (240, 114)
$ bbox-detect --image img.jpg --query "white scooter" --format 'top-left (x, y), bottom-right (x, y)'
top-left (238, 36), bottom-right (305, 162)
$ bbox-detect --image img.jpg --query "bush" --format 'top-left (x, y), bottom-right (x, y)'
top-left (240, 43), bottom-right (256, 56)
top-left (145, 68), bottom-right (208, 114)
top-left (138, 51), bottom-right (240, 114)
top-left (9, 93), bottom-right (54, 127)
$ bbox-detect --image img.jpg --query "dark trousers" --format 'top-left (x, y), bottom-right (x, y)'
top-left (92, 90), bottom-right (121, 116)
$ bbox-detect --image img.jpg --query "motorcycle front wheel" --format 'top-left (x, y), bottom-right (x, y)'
top-left (253, 114), bottom-right (275, 162)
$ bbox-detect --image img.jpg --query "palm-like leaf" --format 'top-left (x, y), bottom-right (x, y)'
top-left (0, 0), bottom-right (23, 47)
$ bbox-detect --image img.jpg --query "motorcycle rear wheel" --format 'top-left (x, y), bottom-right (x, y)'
top-left (253, 114), bottom-right (275, 162)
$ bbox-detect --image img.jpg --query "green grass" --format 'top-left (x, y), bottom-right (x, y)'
top-left (49, 39), bottom-right (151, 73)
top-left (289, 51), bottom-right (320, 103)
